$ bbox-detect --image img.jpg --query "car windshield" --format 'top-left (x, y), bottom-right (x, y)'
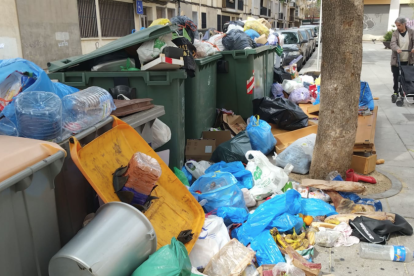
top-left (300, 30), bottom-right (308, 39)
top-left (281, 32), bottom-right (299, 44)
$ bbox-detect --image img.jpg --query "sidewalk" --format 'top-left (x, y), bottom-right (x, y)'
top-left (302, 42), bottom-right (414, 275)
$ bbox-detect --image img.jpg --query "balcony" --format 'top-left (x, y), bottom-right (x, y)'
top-left (278, 12), bottom-right (284, 20)
top-left (238, 0), bottom-right (243, 11)
top-left (222, 0), bottom-right (243, 14)
top-left (260, 7), bottom-right (271, 17)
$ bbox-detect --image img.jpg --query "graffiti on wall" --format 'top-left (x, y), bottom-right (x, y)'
top-left (363, 14), bottom-right (384, 31)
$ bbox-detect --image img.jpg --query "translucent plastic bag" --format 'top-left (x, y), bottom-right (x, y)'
top-left (137, 33), bottom-right (176, 64)
top-left (267, 213), bottom-right (303, 233)
top-left (242, 188), bottom-right (256, 207)
top-left (289, 87), bottom-right (311, 104)
top-left (245, 151), bottom-right (291, 200)
top-left (244, 20), bottom-right (269, 37)
top-left (174, 167), bottom-right (190, 187)
top-left (0, 71), bottom-right (35, 111)
top-left (282, 79), bottom-right (304, 93)
top-left (152, 118), bottom-right (171, 149)
top-left (194, 39), bottom-right (217, 57)
top-left (205, 161), bottom-right (253, 190)
top-left (301, 198), bottom-right (338, 217)
top-left (124, 152), bottom-right (161, 195)
top-left (315, 229), bottom-right (341, 248)
top-left (271, 83), bottom-right (284, 98)
top-left (189, 215), bottom-right (230, 270)
top-left (250, 231), bottom-right (285, 266)
top-left (185, 160), bottom-right (212, 179)
top-left (62, 86), bottom-right (115, 134)
top-left (189, 172), bottom-right (247, 213)
top-left (0, 117), bottom-right (18, 136)
top-left (208, 34), bottom-right (226, 51)
top-left (272, 255), bottom-right (305, 276)
top-left (203, 239), bottom-right (256, 276)
top-left (275, 134), bottom-right (316, 175)
top-left (217, 207), bottom-right (249, 226)
top-left (246, 116), bottom-right (276, 155)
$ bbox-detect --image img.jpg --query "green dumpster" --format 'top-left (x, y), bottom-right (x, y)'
top-left (185, 54), bottom-right (222, 140)
top-left (216, 46), bottom-right (276, 119)
top-left (47, 25), bottom-right (187, 169)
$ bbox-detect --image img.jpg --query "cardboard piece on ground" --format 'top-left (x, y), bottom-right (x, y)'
top-left (270, 120), bottom-right (316, 136)
top-left (202, 130), bottom-right (232, 147)
top-left (307, 104), bottom-right (320, 114)
top-left (299, 103), bottom-right (319, 119)
top-left (257, 265), bottom-right (275, 276)
top-left (274, 125), bottom-right (318, 154)
top-left (351, 154), bottom-right (377, 175)
top-left (185, 139), bottom-right (216, 161)
top-left (355, 106), bottom-right (378, 146)
top-left (223, 114), bottom-right (247, 135)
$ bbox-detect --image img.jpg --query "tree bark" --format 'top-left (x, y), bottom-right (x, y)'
top-left (309, 0), bottom-right (363, 179)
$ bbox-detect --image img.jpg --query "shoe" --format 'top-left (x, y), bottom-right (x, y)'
top-left (345, 169), bottom-right (377, 184)
top-left (392, 93), bottom-right (398, 103)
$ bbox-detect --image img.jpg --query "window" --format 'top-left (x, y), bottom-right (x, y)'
top-left (192, 11), bottom-right (198, 27)
top-left (77, 0), bottom-right (98, 38)
top-left (99, 0), bottom-right (135, 37)
top-left (167, 8), bottom-right (175, 19)
top-left (156, 7), bottom-right (166, 19)
top-left (202, 12), bottom-right (207, 28)
top-left (217, 15), bottom-right (222, 31)
top-left (299, 30), bottom-right (308, 40)
top-left (281, 32), bottom-right (299, 44)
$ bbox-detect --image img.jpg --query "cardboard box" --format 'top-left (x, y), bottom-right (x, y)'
top-left (202, 130), bottom-right (232, 147)
top-left (257, 264), bottom-right (275, 276)
top-left (354, 106), bottom-right (378, 149)
top-left (223, 114), bottom-right (247, 134)
top-left (185, 139), bottom-right (216, 161)
top-left (274, 125), bottom-right (318, 154)
top-left (351, 154), bottom-right (377, 174)
top-left (307, 103), bottom-right (320, 115)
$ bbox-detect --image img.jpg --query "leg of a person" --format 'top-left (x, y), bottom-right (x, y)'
top-left (392, 65), bottom-right (400, 93)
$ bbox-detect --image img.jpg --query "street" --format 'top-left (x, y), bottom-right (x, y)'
top-left (303, 42), bottom-right (414, 275)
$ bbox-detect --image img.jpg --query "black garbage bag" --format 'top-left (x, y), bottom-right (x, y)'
top-left (170, 16), bottom-right (198, 43)
top-left (223, 21), bottom-right (245, 33)
top-left (253, 97), bottom-right (308, 130)
top-left (350, 214), bottom-right (413, 244)
top-left (273, 66), bottom-right (293, 84)
top-left (211, 131), bottom-right (252, 164)
top-left (172, 37), bottom-right (197, 78)
top-left (222, 30), bottom-right (256, 50)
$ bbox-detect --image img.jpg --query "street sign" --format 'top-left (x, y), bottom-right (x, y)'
top-left (136, 0), bottom-right (143, 15)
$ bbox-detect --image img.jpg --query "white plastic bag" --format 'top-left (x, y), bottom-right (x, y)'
top-left (275, 134), bottom-right (316, 175)
top-left (315, 228), bottom-right (341, 248)
top-left (301, 75), bottom-right (315, 84)
top-left (185, 160), bottom-right (212, 179)
top-left (189, 215), bottom-right (231, 269)
top-left (245, 151), bottom-right (292, 200)
top-left (194, 39), bottom-right (217, 58)
top-left (208, 34), bottom-right (225, 51)
top-left (152, 118), bottom-right (171, 150)
top-left (227, 24), bottom-right (244, 33)
top-left (137, 33), bottom-right (176, 64)
top-left (281, 79), bottom-right (304, 94)
top-left (272, 255), bottom-right (305, 276)
top-left (242, 188), bottom-right (257, 207)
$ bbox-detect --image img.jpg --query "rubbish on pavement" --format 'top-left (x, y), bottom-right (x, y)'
top-left (284, 246), bottom-right (321, 276)
top-left (339, 191), bottom-right (383, 211)
top-left (281, 79), bottom-right (304, 94)
top-left (222, 29), bottom-right (256, 50)
top-left (62, 86), bottom-right (116, 134)
top-left (0, 117), bottom-right (18, 136)
top-left (49, 202), bottom-right (157, 276)
top-left (245, 150), bottom-right (291, 200)
top-left (360, 243), bottom-right (414, 262)
top-left (297, 247), bottom-right (315, 262)
top-left (15, 91), bottom-right (62, 141)
top-left (124, 152), bottom-right (161, 194)
top-left (315, 229), bottom-right (341, 248)
top-left (271, 83), bottom-right (284, 98)
top-left (132, 237), bottom-right (191, 276)
top-left (250, 231), bottom-right (285, 266)
top-left (345, 168), bottom-right (376, 184)
top-left (333, 222), bottom-right (360, 247)
top-left (308, 190), bottom-right (331, 202)
top-left (152, 118), bottom-right (171, 149)
top-left (253, 97), bottom-right (309, 131)
top-left (301, 179), bottom-right (367, 193)
top-left (202, 130), bottom-right (232, 147)
top-left (376, 158), bottom-right (385, 164)
top-left (217, 207), bottom-right (250, 225)
top-left (326, 191), bottom-right (375, 213)
top-left (223, 114), bottom-right (247, 134)
top-left (360, 81), bottom-right (375, 111)
top-left (185, 139), bottom-right (216, 161)
top-left (242, 264), bottom-right (260, 276)
top-left (189, 171), bottom-right (247, 213)
top-left (189, 215), bottom-right (230, 270)
top-left (242, 188), bottom-right (257, 207)
top-left (203, 239), bottom-right (256, 276)
top-left (205, 161), bottom-right (254, 189)
top-left (289, 87), bottom-right (311, 104)
top-left (272, 255), bottom-right (305, 276)
top-left (268, 213), bottom-right (303, 233)
top-left (174, 167), bottom-right (190, 186)
top-left (0, 71), bottom-right (35, 110)
top-left (211, 131), bottom-right (253, 164)
top-left (185, 160), bottom-right (213, 179)
top-left (137, 33), bottom-right (177, 64)
top-left (246, 116), bottom-right (277, 155)
top-left (275, 134), bottom-right (316, 175)
top-left (350, 214), bottom-right (413, 244)
top-left (273, 125), bottom-right (318, 154)
top-left (325, 212), bottom-right (396, 224)
top-left (310, 222), bottom-right (338, 229)
top-left (351, 154), bottom-right (378, 175)
top-left (257, 264), bottom-right (275, 276)
top-left (273, 227), bottom-right (309, 251)
top-left (307, 227), bottom-right (318, 246)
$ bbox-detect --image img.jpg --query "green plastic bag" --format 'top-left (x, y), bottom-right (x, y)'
top-left (174, 167), bottom-right (190, 187)
top-left (132, 237), bottom-right (193, 276)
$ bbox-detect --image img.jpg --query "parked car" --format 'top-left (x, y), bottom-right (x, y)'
top-left (282, 44), bottom-right (304, 71)
top-left (277, 29), bottom-right (309, 65)
top-left (300, 28), bottom-right (316, 53)
top-left (300, 25), bottom-right (319, 47)
top-left (297, 29), bottom-right (313, 60)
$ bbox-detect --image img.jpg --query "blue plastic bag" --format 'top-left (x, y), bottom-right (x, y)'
top-left (245, 29), bottom-right (260, 40)
top-left (250, 231), bottom-right (285, 266)
top-left (181, 166), bottom-right (193, 185)
top-left (217, 207), bottom-right (249, 226)
top-left (189, 172), bottom-right (247, 213)
top-left (0, 58), bottom-right (78, 124)
top-left (267, 213), bottom-right (303, 233)
top-left (236, 189), bottom-right (302, 245)
top-left (360, 82), bottom-right (374, 111)
top-left (313, 85), bottom-right (320, 105)
top-left (205, 161), bottom-right (253, 189)
top-left (271, 83), bottom-right (284, 98)
top-left (301, 198), bottom-right (338, 217)
top-left (246, 116), bottom-right (276, 155)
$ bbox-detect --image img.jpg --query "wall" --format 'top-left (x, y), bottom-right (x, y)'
top-left (363, 5), bottom-right (389, 39)
top-left (400, 4), bottom-right (414, 19)
top-left (0, 0), bottom-right (23, 59)
top-left (15, 0), bottom-right (82, 68)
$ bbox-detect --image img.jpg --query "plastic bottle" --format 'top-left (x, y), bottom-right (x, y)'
top-left (360, 243), bottom-right (414, 263)
top-left (62, 87), bottom-right (115, 133)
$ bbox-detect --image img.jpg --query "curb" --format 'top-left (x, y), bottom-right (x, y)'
top-left (365, 167), bottom-right (403, 199)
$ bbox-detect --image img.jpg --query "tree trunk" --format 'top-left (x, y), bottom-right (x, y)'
top-left (309, 0), bottom-right (363, 180)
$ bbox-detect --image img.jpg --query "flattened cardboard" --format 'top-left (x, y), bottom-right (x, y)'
top-left (270, 120), bottom-right (316, 136)
top-left (223, 114), bottom-right (247, 135)
top-left (185, 139), bottom-right (216, 161)
top-left (299, 103), bottom-right (319, 119)
top-left (351, 154), bottom-right (377, 175)
top-left (355, 106), bottom-right (378, 146)
top-left (273, 125), bottom-right (318, 154)
top-left (202, 131), bottom-right (232, 147)
top-left (307, 104), bottom-right (320, 114)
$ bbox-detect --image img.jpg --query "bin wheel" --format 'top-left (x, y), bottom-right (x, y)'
top-left (396, 98), bottom-right (404, 107)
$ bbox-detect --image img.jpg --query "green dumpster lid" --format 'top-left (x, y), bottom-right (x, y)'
top-left (48, 25), bottom-right (178, 73)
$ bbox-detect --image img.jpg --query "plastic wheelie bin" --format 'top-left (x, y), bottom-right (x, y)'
top-left (47, 25), bottom-right (186, 169)
top-left (0, 136), bottom-right (66, 276)
top-left (216, 46), bottom-right (276, 119)
top-left (185, 54), bottom-right (222, 140)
